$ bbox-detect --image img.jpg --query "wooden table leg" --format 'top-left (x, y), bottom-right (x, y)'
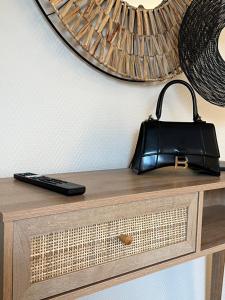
top-left (210, 250), bottom-right (225, 300)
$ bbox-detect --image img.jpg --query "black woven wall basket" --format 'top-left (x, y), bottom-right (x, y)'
top-left (179, 0), bottom-right (225, 107)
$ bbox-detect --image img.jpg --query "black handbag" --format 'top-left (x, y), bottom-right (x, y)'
top-left (130, 80), bottom-right (220, 176)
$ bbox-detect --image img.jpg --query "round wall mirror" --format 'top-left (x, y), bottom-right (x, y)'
top-left (37, 0), bottom-right (191, 82)
top-left (218, 27), bottom-right (225, 61)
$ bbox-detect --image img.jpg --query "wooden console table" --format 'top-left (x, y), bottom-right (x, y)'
top-left (1, 168), bottom-right (225, 300)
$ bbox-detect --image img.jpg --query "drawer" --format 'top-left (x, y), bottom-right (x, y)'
top-left (13, 193), bottom-right (198, 299)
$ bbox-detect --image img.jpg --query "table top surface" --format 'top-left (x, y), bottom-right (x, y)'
top-left (1, 168), bottom-right (225, 221)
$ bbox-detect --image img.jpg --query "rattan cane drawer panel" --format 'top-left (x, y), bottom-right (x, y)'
top-left (30, 207), bottom-right (188, 283)
top-left (13, 193), bottom-right (198, 300)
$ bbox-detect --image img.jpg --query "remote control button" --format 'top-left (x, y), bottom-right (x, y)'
top-left (36, 177), bottom-right (64, 184)
top-left (21, 173), bottom-right (36, 176)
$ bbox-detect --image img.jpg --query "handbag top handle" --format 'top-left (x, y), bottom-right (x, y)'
top-left (156, 80), bottom-right (202, 122)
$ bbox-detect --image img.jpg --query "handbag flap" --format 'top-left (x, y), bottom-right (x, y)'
top-left (142, 120), bottom-right (220, 158)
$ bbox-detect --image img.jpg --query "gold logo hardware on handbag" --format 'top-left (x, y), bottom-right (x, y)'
top-left (175, 156), bottom-right (189, 169)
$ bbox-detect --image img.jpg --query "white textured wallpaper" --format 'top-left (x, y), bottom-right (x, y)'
top-left (1, 0), bottom-right (225, 299)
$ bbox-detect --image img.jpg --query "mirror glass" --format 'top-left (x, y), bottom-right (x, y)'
top-left (126, 0), bottom-right (163, 9)
top-left (218, 27), bottom-right (225, 60)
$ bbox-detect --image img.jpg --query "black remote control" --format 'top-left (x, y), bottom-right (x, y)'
top-left (14, 173), bottom-right (86, 196)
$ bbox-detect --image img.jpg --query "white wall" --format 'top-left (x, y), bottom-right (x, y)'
top-left (1, 1), bottom-right (225, 299)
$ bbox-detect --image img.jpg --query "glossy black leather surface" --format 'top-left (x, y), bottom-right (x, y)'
top-left (130, 80), bottom-right (220, 176)
top-left (131, 119), bottom-right (220, 176)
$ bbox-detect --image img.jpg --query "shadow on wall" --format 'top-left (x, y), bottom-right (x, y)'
top-left (79, 257), bottom-right (206, 300)
top-left (165, 75), bottom-right (225, 126)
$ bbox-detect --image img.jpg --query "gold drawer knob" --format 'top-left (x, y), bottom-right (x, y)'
top-left (119, 234), bottom-right (133, 245)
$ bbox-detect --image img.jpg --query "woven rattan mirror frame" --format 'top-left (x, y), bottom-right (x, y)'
top-left (179, 0), bottom-right (225, 106)
top-left (36, 0), bottom-right (191, 82)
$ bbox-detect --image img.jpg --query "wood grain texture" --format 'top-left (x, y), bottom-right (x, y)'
top-left (0, 222), bottom-right (13, 300)
top-left (13, 193), bottom-right (197, 299)
top-left (210, 250), bottom-right (225, 300)
top-left (14, 193), bottom-right (196, 235)
top-left (196, 191), bottom-right (204, 252)
top-left (0, 169), bottom-right (225, 299)
top-left (204, 188), bottom-right (225, 207)
top-left (1, 168), bottom-right (225, 222)
top-left (0, 222), bottom-right (3, 300)
top-left (206, 254), bottom-right (212, 300)
top-left (202, 206), bottom-right (225, 250)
